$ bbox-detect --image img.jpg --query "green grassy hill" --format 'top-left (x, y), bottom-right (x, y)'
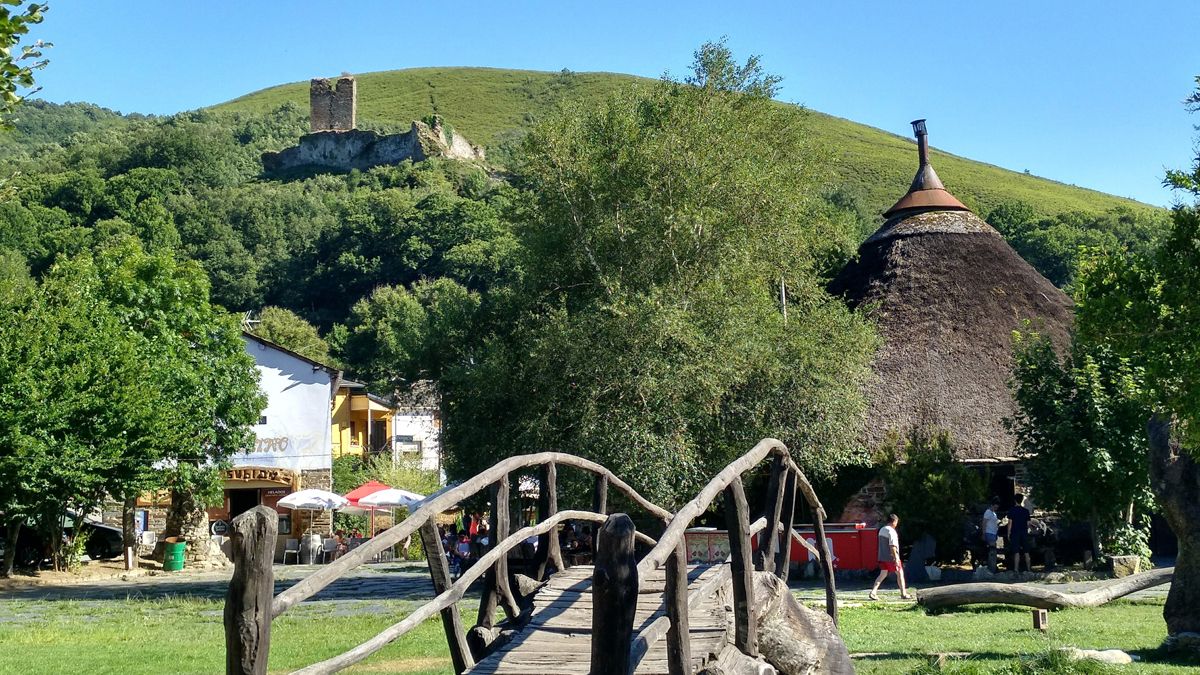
top-left (215, 67), bottom-right (1151, 218)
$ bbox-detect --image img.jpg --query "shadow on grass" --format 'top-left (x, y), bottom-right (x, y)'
top-left (922, 603), bottom-right (1045, 616)
top-left (1131, 645), bottom-right (1200, 669)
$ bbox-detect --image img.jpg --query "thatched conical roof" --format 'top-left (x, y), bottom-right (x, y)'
top-left (829, 121), bottom-right (1073, 460)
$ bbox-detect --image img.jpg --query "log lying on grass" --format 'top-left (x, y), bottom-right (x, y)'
top-left (918, 567), bottom-right (1174, 610)
top-left (754, 572), bottom-right (854, 675)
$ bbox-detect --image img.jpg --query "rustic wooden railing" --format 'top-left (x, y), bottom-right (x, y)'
top-left (224, 452), bottom-right (670, 675)
top-left (223, 441), bottom-right (837, 675)
top-left (611, 438), bottom-right (839, 675)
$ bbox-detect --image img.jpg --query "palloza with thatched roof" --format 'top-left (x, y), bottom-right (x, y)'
top-left (829, 120), bottom-right (1073, 461)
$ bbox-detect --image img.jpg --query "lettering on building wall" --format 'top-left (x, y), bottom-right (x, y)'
top-left (254, 437), bottom-right (290, 454)
top-left (223, 467), bottom-right (296, 485)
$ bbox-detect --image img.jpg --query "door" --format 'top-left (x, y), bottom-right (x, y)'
top-left (228, 489), bottom-right (260, 520)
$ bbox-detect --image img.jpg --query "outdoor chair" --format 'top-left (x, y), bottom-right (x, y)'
top-left (319, 538), bottom-right (339, 563)
top-left (283, 538), bottom-right (300, 564)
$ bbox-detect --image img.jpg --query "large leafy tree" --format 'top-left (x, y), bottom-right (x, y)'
top-left (436, 42), bottom-right (877, 505)
top-left (0, 252), bottom-right (176, 574)
top-left (250, 305), bottom-right (333, 365)
top-left (0, 1), bottom-right (48, 128)
top-left (59, 238), bottom-right (265, 562)
top-left (123, 241), bottom-right (260, 560)
top-left (1009, 332), bottom-right (1153, 561)
top-left (1073, 76), bottom-right (1200, 638)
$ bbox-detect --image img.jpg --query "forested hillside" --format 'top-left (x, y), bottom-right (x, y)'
top-left (0, 53), bottom-right (1177, 506)
top-left (215, 67), bottom-right (1155, 220)
top-left (0, 67), bottom-right (1169, 343)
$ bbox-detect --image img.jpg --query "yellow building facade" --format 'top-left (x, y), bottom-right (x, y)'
top-left (331, 380), bottom-right (397, 459)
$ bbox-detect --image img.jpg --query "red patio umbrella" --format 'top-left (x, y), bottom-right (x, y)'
top-left (343, 480), bottom-right (391, 536)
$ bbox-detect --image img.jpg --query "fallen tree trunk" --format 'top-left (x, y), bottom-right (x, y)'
top-left (754, 572), bottom-right (853, 675)
top-left (918, 567), bottom-right (1174, 610)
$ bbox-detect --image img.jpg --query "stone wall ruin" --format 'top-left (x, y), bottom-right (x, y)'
top-left (310, 76), bottom-right (356, 132)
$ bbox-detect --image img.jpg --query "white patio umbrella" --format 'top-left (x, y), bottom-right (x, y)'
top-left (358, 488), bottom-right (426, 509)
top-left (278, 489), bottom-right (349, 510)
top-left (278, 489), bottom-right (349, 540)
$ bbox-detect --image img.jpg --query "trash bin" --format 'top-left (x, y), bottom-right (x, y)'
top-left (163, 537), bottom-right (186, 572)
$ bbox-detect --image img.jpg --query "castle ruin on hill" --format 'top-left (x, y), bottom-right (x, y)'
top-left (262, 75), bottom-right (484, 173)
top-left (309, 76), bottom-right (356, 132)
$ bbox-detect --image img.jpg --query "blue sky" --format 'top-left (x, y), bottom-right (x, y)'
top-left (29, 1), bottom-right (1200, 206)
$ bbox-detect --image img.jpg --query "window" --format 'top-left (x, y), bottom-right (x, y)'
top-left (258, 415), bottom-right (268, 425)
top-left (349, 421), bottom-right (357, 444)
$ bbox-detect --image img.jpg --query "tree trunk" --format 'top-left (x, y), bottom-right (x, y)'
top-left (160, 487), bottom-right (225, 566)
top-left (1147, 416), bottom-right (1200, 636)
top-left (917, 567), bottom-right (1174, 610)
top-left (2, 519), bottom-right (20, 578)
top-left (122, 494), bottom-right (137, 569)
top-left (754, 572), bottom-right (853, 675)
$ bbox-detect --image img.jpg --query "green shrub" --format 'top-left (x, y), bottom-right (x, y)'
top-left (879, 427), bottom-right (984, 563)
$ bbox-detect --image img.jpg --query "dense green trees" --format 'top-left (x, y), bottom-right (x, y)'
top-left (0, 239), bottom-right (263, 574)
top-left (1008, 77), bottom-right (1200, 634)
top-left (428, 43), bottom-right (878, 504)
top-left (986, 202), bottom-right (1167, 287)
top-left (1009, 332), bottom-right (1153, 561)
top-left (249, 306), bottom-right (333, 365)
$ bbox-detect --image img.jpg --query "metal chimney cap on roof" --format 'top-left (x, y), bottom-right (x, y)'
top-left (882, 118), bottom-right (970, 218)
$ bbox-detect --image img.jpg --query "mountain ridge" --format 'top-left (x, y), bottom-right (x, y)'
top-left (211, 67), bottom-right (1154, 220)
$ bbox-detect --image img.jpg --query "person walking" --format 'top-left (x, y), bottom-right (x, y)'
top-left (870, 513), bottom-right (911, 600)
top-left (1007, 493), bottom-right (1032, 574)
top-left (982, 497), bottom-right (1000, 572)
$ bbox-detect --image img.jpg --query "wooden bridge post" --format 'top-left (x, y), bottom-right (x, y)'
top-left (724, 476), bottom-right (758, 656)
top-left (593, 473), bottom-right (608, 516)
top-left (224, 505), bottom-right (276, 675)
top-left (419, 518), bottom-right (474, 673)
top-left (664, 540), bottom-right (691, 675)
top-left (774, 470), bottom-right (797, 583)
top-left (592, 513), bottom-right (638, 675)
top-left (757, 455), bottom-right (785, 573)
top-left (533, 462), bottom-right (565, 579)
top-left (812, 509), bottom-right (839, 626)
top-left (476, 481), bottom-right (504, 629)
top-left (478, 474), bottom-right (521, 624)
top-left (493, 474), bottom-right (521, 619)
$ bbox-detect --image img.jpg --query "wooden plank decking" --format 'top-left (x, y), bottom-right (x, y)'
top-left (467, 564), bottom-right (730, 675)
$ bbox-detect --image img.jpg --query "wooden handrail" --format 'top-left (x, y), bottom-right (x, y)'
top-left (290, 509), bottom-right (656, 675)
top-left (631, 437), bottom-right (839, 674)
top-left (627, 516), bottom-right (769, 669)
top-left (639, 438), bottom-right (790, 575)
top-left (273, 451), bottom-right (671, 618)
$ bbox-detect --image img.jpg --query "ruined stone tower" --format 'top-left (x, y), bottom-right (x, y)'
top-left (309, 76), bottom-right (356, 132)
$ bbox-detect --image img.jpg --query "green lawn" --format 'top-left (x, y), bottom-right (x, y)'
top-left (0, 595), bottom-right (1193, 674)
top-left (212, 67), bottom-right (1156, 220)
top-left (0, 597), bottom-right (470, 675)
top-left (838, 599), bottom-right (1197, 674)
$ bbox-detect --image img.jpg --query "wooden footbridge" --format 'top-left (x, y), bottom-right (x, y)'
top-left (223, 439), bottom-right (839, 675)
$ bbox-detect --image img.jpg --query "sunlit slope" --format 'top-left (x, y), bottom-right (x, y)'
top-left (215, 67), bottom-right (1152, 217)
